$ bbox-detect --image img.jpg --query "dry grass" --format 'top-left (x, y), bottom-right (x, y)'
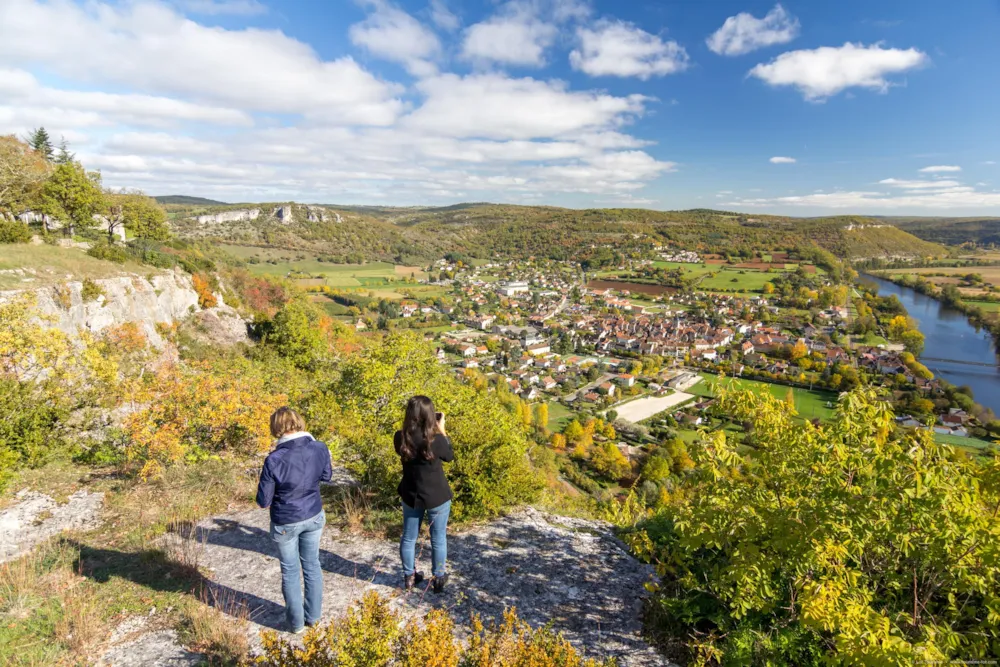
top-left (181, 588), bottom-right (251, 666)
top-left (54, 583), bottom-right (106, 658)
top-left (0, 244), bottom-right (146, 289)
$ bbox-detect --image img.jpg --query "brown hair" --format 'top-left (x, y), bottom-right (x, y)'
top-left (270, 407), bottom-right (305, 438)
top-left (400, 395), bottom-right (437, 462)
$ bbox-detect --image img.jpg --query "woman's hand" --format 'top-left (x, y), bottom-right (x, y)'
top-left (436, 412), bottom-right (447, 436)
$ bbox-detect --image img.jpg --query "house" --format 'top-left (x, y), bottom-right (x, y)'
top-left (466, 315), bottom-right (496, 330)
top-left (458, 344), bottom-right (477, 357)
top-left (582, 391), bottom-right (601, 403)
top-left (540, 376), bottom-right (558, 390)
top-left (521, 387), bottom-right (540, 401)
top-left (616, 374), bottom-right (635, 387)
top-left (462, 358), bottom-right (479, 369)
top-left (526, 342), bottom-right (551, 356)
top-left (741, 341), bottom-right (755, 355)
top-left (667, 372), bottom-right (701, 391)
top-left (498, 281), bottom-right (530, 297)
top-left (597, 382), bottom-right (616, 397)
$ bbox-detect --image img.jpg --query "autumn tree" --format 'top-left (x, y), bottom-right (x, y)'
top-left (641, 386), bottom-right (1000, 664)
top-left (533, 402), bottom-right (549, 433)
top-left (0, 135), bottom-right (50, 215)
top-left (590, 441), bottom-right (631, 481)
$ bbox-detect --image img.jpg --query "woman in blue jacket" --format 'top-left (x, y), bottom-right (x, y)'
top-left (256, 407), bottom-right (332, 633)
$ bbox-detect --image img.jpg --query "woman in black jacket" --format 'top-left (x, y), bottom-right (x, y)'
top-left (395, 395), bottom-right (454, 593)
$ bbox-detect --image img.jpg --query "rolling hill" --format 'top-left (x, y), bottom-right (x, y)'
top-left (167, 202), bottom-right (949, 264)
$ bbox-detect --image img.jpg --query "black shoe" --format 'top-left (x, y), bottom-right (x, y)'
top-left (432, 574), bottom-right (448, 594)
top-left (404, 571), bottom-right (425, 591)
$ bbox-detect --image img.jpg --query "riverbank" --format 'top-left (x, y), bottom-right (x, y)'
top-left (862, 273), bottom-right (1000, 418)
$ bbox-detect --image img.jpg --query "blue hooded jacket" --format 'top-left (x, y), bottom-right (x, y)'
top-left (256, 433), bottom-right (332, 525)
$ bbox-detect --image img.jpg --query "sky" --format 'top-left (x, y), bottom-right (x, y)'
top-left (1, 0), bottom-right (999, 215)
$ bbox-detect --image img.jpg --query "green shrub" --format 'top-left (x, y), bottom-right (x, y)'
top-left (80, 278), bottom-right (104, 303)
top-left (87, 242), bottom-right (129, 264)
top-left (0, 379), bottom-right (67, 492)
top-left (0, 219), bottom-right (32, 243)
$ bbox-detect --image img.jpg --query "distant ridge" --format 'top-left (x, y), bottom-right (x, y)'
top-left (154, 195), bottom-right (228, 205)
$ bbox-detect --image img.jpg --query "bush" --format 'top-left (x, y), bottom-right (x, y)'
top-left (0, 378), bottom-right (67, 492)
top-left (0, 219), bottom-right (31, 243)
top-left (257, 591), bottom-right (613, 667)
top-left (87, 242), bottom-right (129, 263)
top-left (80, 278), bottom-right (104, 303)
top-left (641, 387), bottom-right (1000, 664)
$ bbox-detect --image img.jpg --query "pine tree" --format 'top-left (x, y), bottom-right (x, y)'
top-left (54, 138), bottom-right (75, 164)
top-left (26, 128), bottom-right (54, 161)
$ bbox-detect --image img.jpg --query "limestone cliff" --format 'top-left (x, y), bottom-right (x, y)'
top-left (0, 269), bottom-right (246, 348)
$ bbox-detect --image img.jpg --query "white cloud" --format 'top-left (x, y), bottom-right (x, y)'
top-left (349, 1), bottom-right (441, 76)
top-left (405, 73), bottom-right (648, 140)
top-left (0, 0), bottom-right (676, 205)
top-left (177, 0), bottom-right (266, 15)
top-left (769, 156), bottom-right (796, 164)
top-left (461, 6), bottom-right (558, 67)
top-left (724, 187), bottom-right (1000, 211)
top-left (748, 42), bottom-right (928, 101)
top-left (0, 68), bottom-right (251, 128)
top-left (879, 178), bottom-right (962, 189)
top-left (918, 164), bottom-right (961, 173)
top-left (706, 4), bottom-right (799, 56)
top-left (985, 161), bottom-right (997, 165)
top-left (429, 0), bottom-right (459, 31)
top-left (570, 19), bottom-right (689, 79)
top-left (0, 0), bottom-right (404, 124)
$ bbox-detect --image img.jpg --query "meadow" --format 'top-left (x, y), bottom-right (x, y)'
top-left (0, 245), bottom-right (145, 289)
top-left (689, 373), bottom-right (838, 421)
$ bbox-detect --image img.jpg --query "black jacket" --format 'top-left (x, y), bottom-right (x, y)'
top-left (394, 431), bottom-right (454, 509)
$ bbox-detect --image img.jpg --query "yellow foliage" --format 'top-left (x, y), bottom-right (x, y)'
top-left (123, 362), bottom-right (285, 479)
top-left (256, 592), bottom-right (612, 667)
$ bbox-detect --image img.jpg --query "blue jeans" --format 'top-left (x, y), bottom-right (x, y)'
top-left (400, 500), bottom-right (450, 578)
top-left (271, 511), bottom-right (325, 631)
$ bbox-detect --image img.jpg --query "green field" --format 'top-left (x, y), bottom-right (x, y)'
top-left (547, 401), bottom-right (575, 431)
top-left (965, 300), bottom-right (1000, 313)
top-left (689, 373), bottom-right (837, 421)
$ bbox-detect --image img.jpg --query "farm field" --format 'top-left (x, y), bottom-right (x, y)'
top-left (965, 300), bottom-right (1000, 312)
top-left (689, 373), bottom-right (838, 421)
top-left (697, 269), bottom-right (778, 292)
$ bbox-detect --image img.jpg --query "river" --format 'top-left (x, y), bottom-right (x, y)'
top-left (864, 274), bottom-right (1000, 414)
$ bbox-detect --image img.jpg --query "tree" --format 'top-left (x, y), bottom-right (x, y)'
top-left (762, 282), bottom-right (775, 295)
top-left (26, 127), bottom-right (53, 161)
top-left (103, 191), bottom-right (169, 242)
top-left (262, 299), bottom-right (340, 371)
top-left (900, 329), bottom-right (925, 356)
top-left (38, 161), bottom-right (103, 234)
top-left (641, 387), bottom-right (1000, 663)
top-left (550, 433), bottom-right (566, 450)
top-left (564, 419), bottom-right (585, 443)
top-left (590, 441), bottom-right (631, 480)
top-left (790, 339), bottom-right (808, 361)
top-left (533, 403), bottom-right (549, 433)
top-left (0, 135), bottom-right (50, 215)
top-left (54, 137), bottom-right (75, 164)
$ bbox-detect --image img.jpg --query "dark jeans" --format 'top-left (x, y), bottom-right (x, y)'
top-left (400, 500), bottom-right (451, 578)
top-left (270, 511), bottom-right (325, 631)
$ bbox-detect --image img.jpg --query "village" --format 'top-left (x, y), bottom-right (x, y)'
top-left (405, 256), bottom-right (981, 446)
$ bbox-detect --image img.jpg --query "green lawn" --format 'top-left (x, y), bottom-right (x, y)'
top-left (547, 401), bottom-right (575, 431)
top-left (696, 268), bottom-right (780, 292)
top-left (690, 373), bottom-right (838, 421)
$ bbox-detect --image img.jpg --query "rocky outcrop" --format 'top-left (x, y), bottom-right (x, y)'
top-left (0, 270), bottom-right (244, 348)
top-left (196, 209), bottom-right (260, 225)
top-left (272, 205), bottom-right (294, 224)
top-left (147, 505), bottom-right (671, 666)
top-left (0, 490), bottom-right (105, 563)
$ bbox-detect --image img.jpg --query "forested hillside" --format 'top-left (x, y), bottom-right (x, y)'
top-left (881, 216), bottom-right (1000, 246)
top-left (169, 202), bottom-right (948, 263)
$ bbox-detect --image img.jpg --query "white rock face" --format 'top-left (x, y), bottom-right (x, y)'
top-left (1, 270), bottom-right (201, 348)
top-left (0, 490), bottom-right (105, 563)
top-left (196, 209), bottom-right (260, 225)
top-left (273, 205), bottom-right (294, 224)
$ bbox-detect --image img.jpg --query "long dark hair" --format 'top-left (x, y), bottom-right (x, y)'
top-left (400, 395), bottom-right (437, 462)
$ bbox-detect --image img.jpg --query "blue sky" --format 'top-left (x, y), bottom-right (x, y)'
top-left (1, 0), bottom-right (998, 214)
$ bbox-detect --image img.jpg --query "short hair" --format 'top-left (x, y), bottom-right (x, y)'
top-left (270, 407), bottom-right (305, 438)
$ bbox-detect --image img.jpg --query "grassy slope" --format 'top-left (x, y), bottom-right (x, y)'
top-left (0, 245), bottom-right (148, 289)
